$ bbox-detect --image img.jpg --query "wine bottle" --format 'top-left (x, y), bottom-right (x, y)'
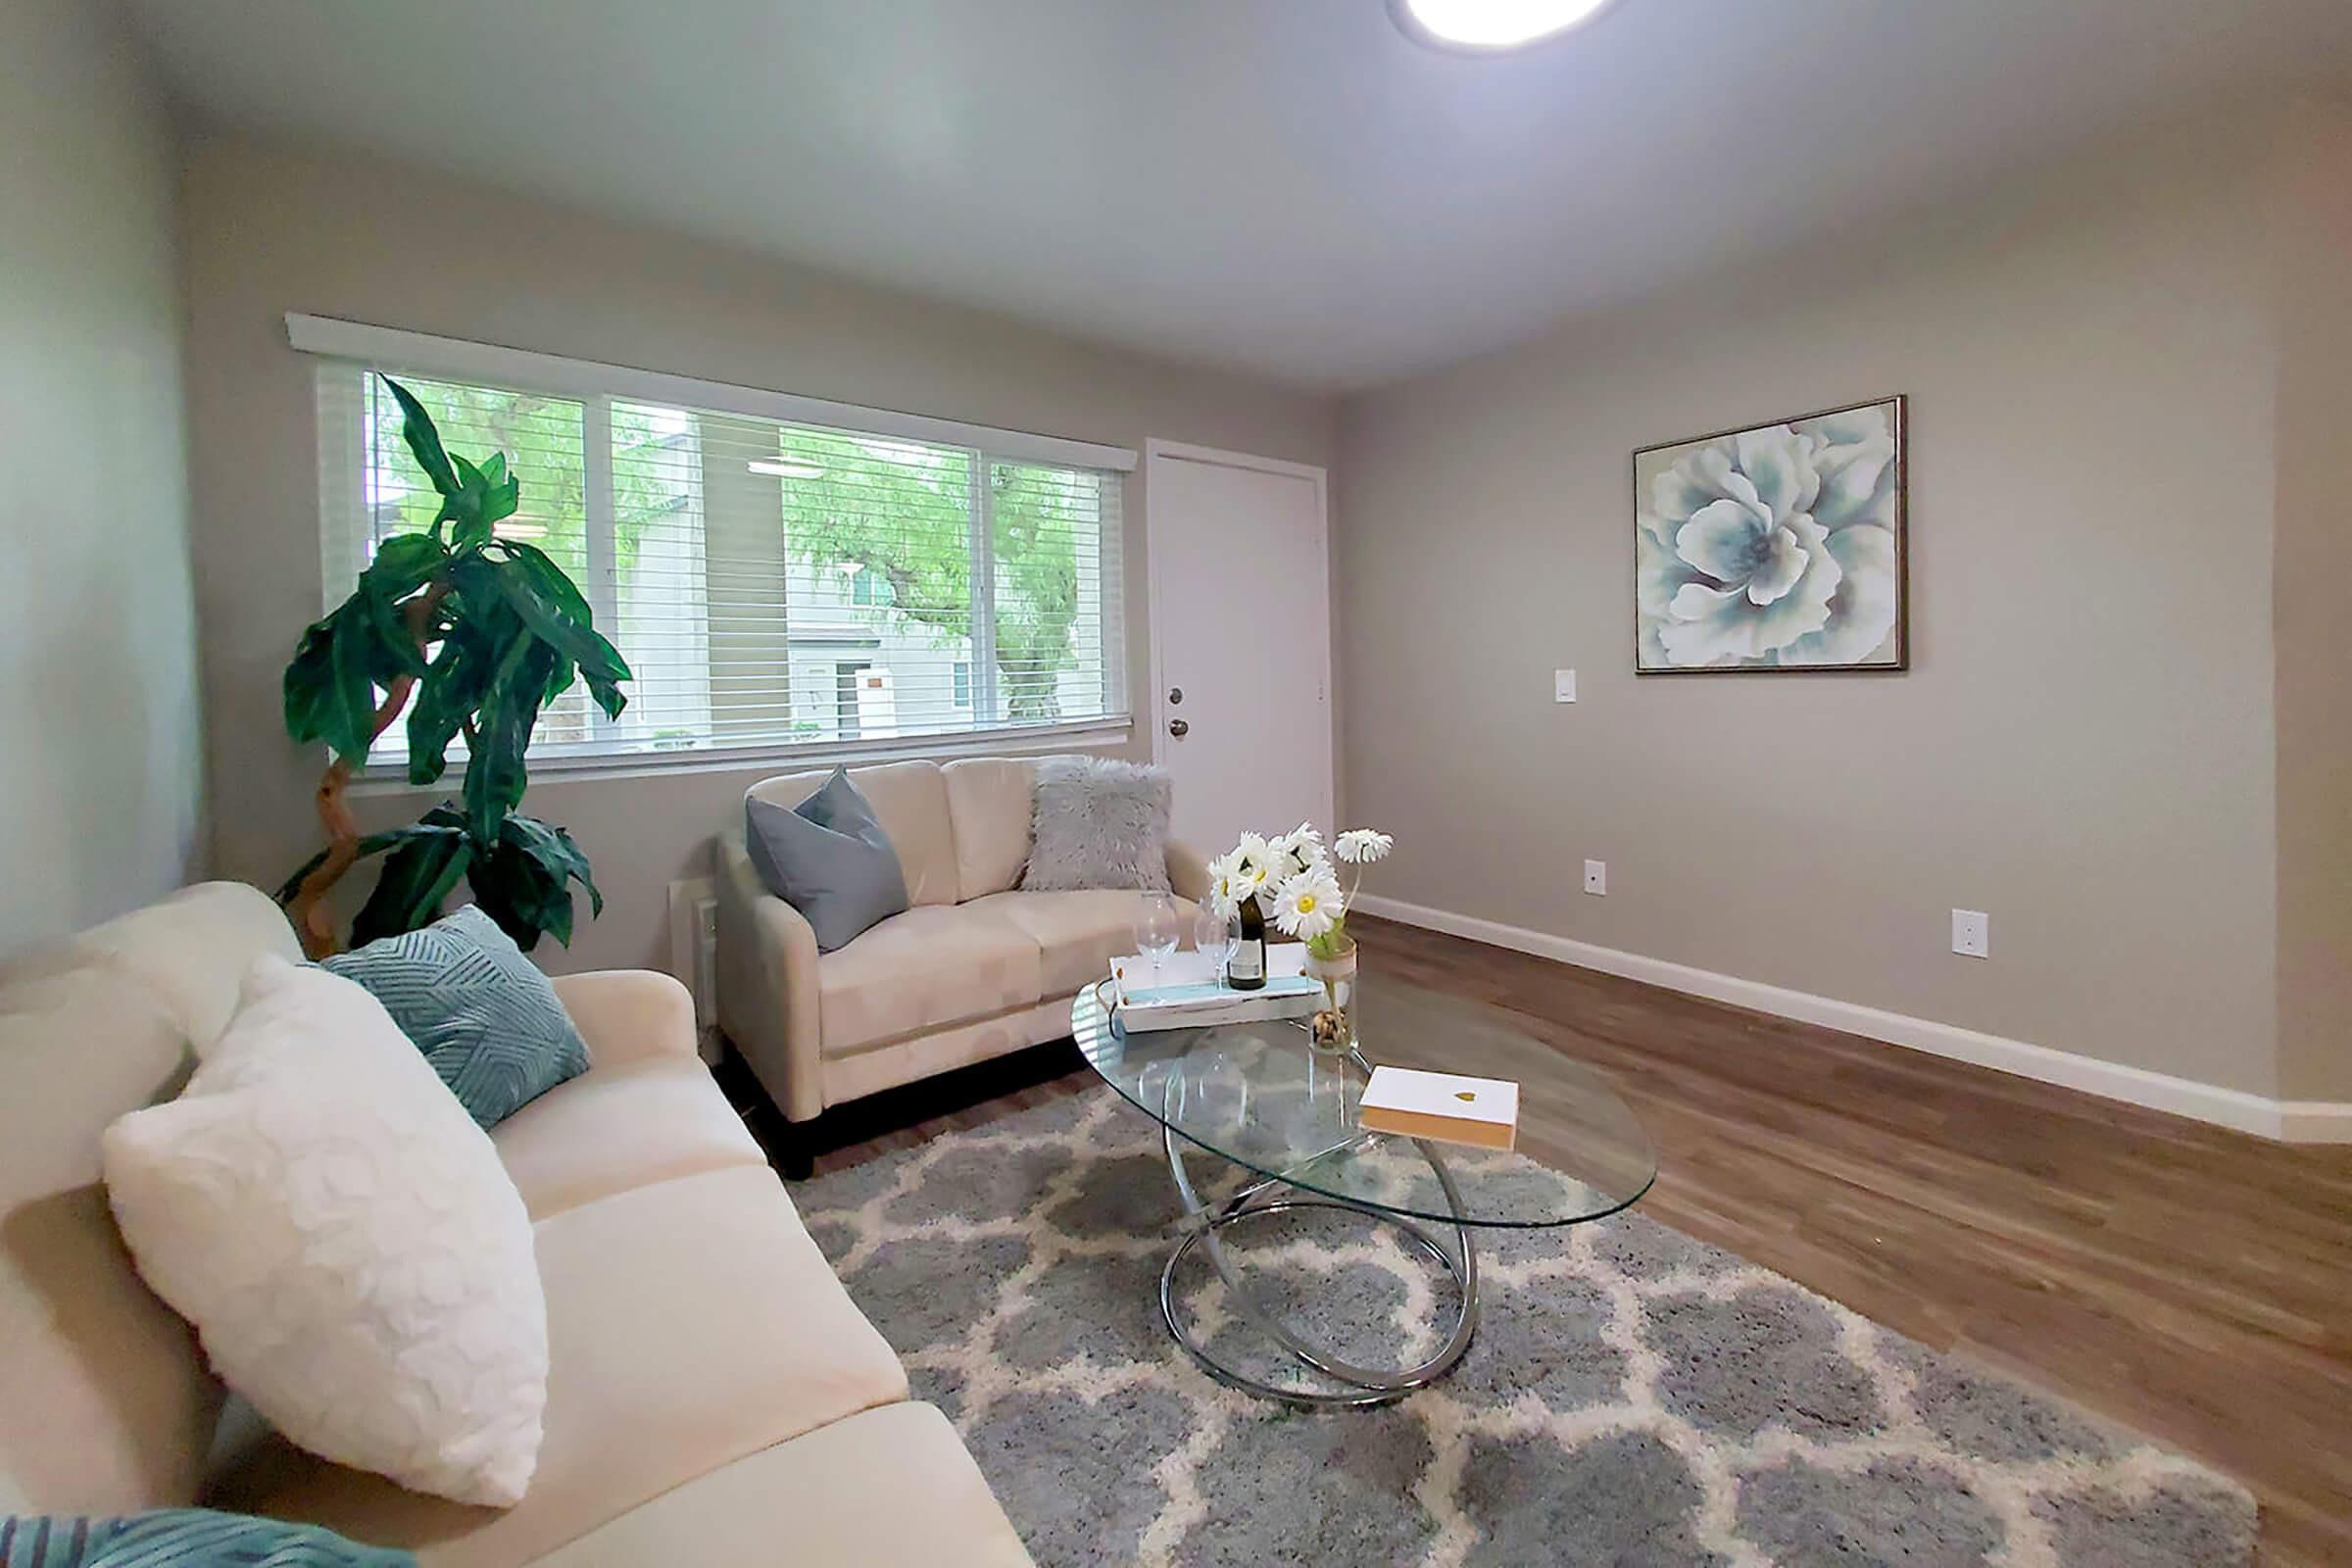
top-left (1229, 894), bottom-right (1267, 991)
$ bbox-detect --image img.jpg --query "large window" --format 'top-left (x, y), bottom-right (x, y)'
top-left (312, 341), bottom-right (1127, 768)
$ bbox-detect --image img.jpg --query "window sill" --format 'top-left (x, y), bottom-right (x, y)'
top-left (343, 715), bottom-right (1136, 797)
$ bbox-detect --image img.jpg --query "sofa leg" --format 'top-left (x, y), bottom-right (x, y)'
top-left (773, 1116), bottom-right (817, 1182)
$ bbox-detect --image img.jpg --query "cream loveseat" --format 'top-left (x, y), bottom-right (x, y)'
top-left (716, 757), bottom-right (1206, 1171)
top-left (0, 883), bottom-right (1032, 1567)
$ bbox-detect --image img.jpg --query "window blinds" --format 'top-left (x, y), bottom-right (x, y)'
top-left (314, 360), bottom-right (1127, 768)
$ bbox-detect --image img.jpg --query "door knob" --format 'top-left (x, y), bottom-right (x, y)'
top-left (1167, 717), bottom-right (1190, 738)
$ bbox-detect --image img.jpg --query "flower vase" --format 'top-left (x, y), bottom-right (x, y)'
top-left (1304, 942), bottom-right (1357, 1056)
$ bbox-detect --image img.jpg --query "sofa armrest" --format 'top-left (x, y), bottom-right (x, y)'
top-left (714, 832), bottom-right (826, 1122)
top-left (551, 970), bottom-right (700, 1068)
top-left (1164, 838), bottom-right (1211, 904)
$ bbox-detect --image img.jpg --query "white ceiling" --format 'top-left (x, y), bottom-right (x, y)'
top-left (125, 0), bottom-right (2352, 390)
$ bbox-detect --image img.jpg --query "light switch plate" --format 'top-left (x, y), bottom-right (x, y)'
top-left (1951, 908), bottom-right (1989, 958)
top-left (1554, 668), bottom-right (1577, 703)
top-left (1584, 859), bottom-right (1606, 895)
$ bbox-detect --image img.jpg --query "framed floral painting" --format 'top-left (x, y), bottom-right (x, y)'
top-left (1633, 396), bottom-right (1906, 672)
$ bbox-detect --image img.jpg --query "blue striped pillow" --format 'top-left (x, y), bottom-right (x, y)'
top-left (322, 904), bottom-right (591, 1128)
top-left (0, 1511), bottom-right (412, 1566)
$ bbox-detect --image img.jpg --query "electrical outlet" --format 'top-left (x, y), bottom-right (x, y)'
top-left (1584, 859), bottom-right (1606, 895)
top-left (1554, 668), bottom-right (1577, 704)
top-left (1951, 908), bottom-right (1989, 958)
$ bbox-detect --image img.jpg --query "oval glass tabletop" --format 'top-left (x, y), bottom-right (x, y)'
top-left (1071, 968), bottom-right (1655, 1228)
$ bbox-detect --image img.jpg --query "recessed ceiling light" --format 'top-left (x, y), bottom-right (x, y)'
top-left (748, 459), bottom-right (825, 479)
top-left (1389, 0), bottom-right (1616, 51)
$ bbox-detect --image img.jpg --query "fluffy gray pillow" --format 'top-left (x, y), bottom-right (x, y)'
top-left (1021, 757), bottom-right (1173, 893)
top-left (745, 768), bottom-right (910, 951)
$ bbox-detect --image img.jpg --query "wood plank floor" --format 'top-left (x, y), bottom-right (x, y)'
top-left (730, 914), bottom-right (2352, 1565)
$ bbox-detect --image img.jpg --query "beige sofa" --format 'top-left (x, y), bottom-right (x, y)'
top-left (0, 883), bottom-right (1031, 1566)
top-left (716, 757), bottom-right (1204, 1169)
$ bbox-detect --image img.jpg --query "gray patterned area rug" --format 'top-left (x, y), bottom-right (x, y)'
top-left (797, 1091), bottom-right (2254, 1567)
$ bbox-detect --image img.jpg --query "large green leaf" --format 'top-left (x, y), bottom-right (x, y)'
top-left (286, 600), bottom-right (396, 758)
top-left (357, 579), bottom-right (428, 682)
top-left (362, 532), bottom-right (449, 601)
top-left (481, 547), bottom-right (630, 718)
top-left (351, 827), bottom-right (473, 946)
top-left (282, 613), bottom-right (341, 747)
top-left (476, 452), bottom-right (519, 525)
top-left (405, 615), bottom-right (504, 784)
top-left (466, 838), bottom-right (569, 952)
top-left (463, 632), bottom-right (554, 842)
top-left (444, 456), bottom-right (492, 551)
top-left (502, 811), bottom-right (602, 918)
top-left (542, 653), bottom-right (577, 707)
top-left (459, 806), bottom-right (605, 955)
top-left (481, 552), bottom-right (628, 680)
top-left (435, 453), bottom-right (518, 547)
top-left (499, 539), bottom-right (593, 620)
top-left (381, 376), bottom-right (459, 499)
top-left (294, 606), bottom-right (380, 761)
top-left (308, 802), bottom-right (589, 952)
top-left (582, 667), bottom-right (625, 722)
top-left (288, 539), bottom-right (443, 759)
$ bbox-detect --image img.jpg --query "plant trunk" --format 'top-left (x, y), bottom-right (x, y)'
top-left (286, 586), bottom-right (447, 958)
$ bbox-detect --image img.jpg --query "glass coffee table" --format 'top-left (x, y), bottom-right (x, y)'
top-left (1071, 969), bottom-right (1655, 1407)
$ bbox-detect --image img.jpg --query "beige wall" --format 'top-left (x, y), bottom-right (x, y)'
top-left (0, 0), bottom-right (204, 958)
top-left (178, 128), bottom-right (1337, 973)
top-left (2272, 100), bottom-right (2352, 1102)
top-left (1337, 112), bottom-right (2294, 1096)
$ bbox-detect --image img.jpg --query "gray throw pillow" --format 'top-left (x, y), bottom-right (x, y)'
top-left (1021, 756), bottom-right (1173, 893)
top-left (319, 904), bottom-right (590, 1129)
top-left (745, 768), bottom-right (911, 952)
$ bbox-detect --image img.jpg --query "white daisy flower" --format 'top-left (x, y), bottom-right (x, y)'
top-left (1229, 833), bottom-right (1276, 899)
top-left (1268, 821), bottom-right (1326, 882)
top-left (1203, 852), bottom-right (1240, 914)
top-left (1270, 865), bottom-right (1344, 941)
top-left (1334, 828), bottom-right (1393, 864)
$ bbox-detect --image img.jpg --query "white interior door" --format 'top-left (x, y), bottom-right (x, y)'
top-left (1147, 443), bottom-right (1333, 859)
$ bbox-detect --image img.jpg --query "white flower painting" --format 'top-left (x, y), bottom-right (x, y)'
top-left (1635, 397), bottom-right (1905, 671)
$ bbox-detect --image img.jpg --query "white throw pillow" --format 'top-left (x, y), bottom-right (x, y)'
top-left (102, 956), bottom-right (548, 1506)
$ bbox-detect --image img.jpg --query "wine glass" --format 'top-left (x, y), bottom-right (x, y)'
top-left (1193, 901), bottom-right (1240, 988)
top-left (1132, 891), bottom-right (1184, 990)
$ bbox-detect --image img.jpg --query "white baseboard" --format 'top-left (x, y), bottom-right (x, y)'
top-left (2274, 1101), bottom-right (2352, 1142)
top-left (1352, 894), bottom-right (2352, 1145)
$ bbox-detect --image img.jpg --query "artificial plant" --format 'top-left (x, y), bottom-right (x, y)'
top-left (276, 375), bottom-right (631, 958)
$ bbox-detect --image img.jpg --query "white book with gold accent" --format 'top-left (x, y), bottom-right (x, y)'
top-left (1357, 1065), bottom-right (1520, 1152)
top-left (1108, 946), bottom-right (1320, 1033)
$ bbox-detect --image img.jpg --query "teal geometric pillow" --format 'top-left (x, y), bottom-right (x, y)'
top-left (0, 1510), bottom-right (413, 1566)
top-left (322, 904), bottom-right (590, 1128)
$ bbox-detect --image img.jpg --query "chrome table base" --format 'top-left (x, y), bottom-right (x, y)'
top-left (1156, 1118), bottom-right (1480, 1408)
